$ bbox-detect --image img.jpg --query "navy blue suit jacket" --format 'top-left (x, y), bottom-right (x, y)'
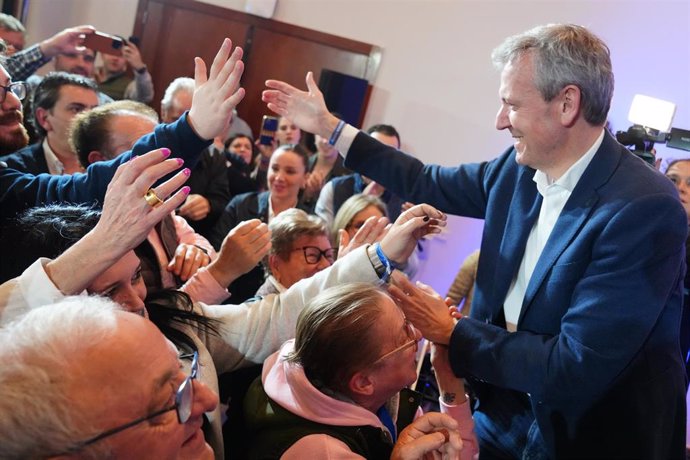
top-left (0, 142), bottom-right (49, 175)
top-left (0, 113), bottom-right (209, 220)
top-left (345, 130), bottom-right (687, 458)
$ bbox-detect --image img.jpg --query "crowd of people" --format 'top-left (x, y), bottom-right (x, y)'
top-left (0, 13), bottom-right (687, 460)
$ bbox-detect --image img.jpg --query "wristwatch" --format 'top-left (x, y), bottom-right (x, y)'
top-left (366, 243), bottom-right (391, 282)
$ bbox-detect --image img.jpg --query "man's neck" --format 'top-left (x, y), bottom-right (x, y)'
top-left (544, 124), bottom-right (605, 181)
top-left (46, 138), bottom-right (83, 174)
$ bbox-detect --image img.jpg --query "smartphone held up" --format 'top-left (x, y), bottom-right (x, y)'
top-left (259, 116), bottom-right (278, 146)
top-left (83, 31), bottom-right (125, 56)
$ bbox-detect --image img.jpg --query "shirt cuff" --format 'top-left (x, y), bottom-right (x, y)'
top-left (335, 123), bottom-right (358, 160)
top-left (180, 265), bottom-right (230, 305)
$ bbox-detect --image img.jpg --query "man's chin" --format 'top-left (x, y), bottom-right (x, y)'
top-left (0, 126), bottom-right (29, 156)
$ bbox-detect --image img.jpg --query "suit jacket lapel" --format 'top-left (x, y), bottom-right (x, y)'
top-left (491, 165), bottom-right (542, 317)
top-left (519, 133), bottom-right (622, 321)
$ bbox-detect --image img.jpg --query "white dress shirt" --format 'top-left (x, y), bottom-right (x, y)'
top-left (503, 130), bottom-right (605, 330)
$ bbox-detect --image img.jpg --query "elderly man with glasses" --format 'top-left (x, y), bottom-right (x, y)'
top-left (244, 283), bottom-right (478, 460)
top-left (0, 296), bottom-right (219, 459)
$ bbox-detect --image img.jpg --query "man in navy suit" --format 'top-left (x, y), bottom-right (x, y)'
top-left (263, 24), bottom-right (687, 458)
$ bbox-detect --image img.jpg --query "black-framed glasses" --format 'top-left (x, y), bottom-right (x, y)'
top-left (293, 246), bottom-right (336, 264)
top-left (66, 351), bottom-right (199, 452)
top-left (0, 81), bottom-right (26, 103)
top-left (370, 320), bottom-right (418, 366)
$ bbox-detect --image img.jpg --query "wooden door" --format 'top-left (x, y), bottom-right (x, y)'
top-left (133, 0), bottom-right (379, 133)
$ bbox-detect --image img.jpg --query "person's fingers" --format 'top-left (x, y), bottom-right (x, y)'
top-left (218, 48), bottom-right (245, 92)
top-left (220, 87), bottom-right (246, 115)
top-left (415, 280), bottom-right (442, 299)
top-left (265, 79), bottom-right (301, 94)
top-left (231, 219), bottom-right (263, 237)
top-left (194, 56), bottom-right (208, 88)
top-left (139, 167), bottom-right (190, 204)
top-left (149, 187), bottom-right (189, 223)
top-left (208, 38), bottom-right (233, 80)
top-left (180, 249), bottom-right (205, 281)
top-left (338, 229), bottom-right (350, 250)
top-left (115, 148), bottom-right (173, 186)
top-left (391, 270), bottom-right (416, 294)
top-left (408, 412), bottom-right (460, 433)
top-left (169, 245), bottom-right (188, 275)
top-left (305, 71), bottom-right (320, 95)
top-left (398, 431), bottom-right (447, 459)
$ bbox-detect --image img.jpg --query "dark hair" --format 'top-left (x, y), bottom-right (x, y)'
top-left (271, 143), bottom-right (310, 171)
top-left (70, 100), bottom-right (159, 167)
top-left (366, 124), bottom-right (401, 147)
top-left (225, 133), bottom-right (258, 164)
top-left (31, 72), bottom-right (98, 138)
top-left (0, 204), bottom-right (101, 282)
top-left (0, 204), bottom-right (220, 345)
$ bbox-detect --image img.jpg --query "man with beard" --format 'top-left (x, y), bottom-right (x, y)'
top-left (0, 58), bottom-right (28, 156)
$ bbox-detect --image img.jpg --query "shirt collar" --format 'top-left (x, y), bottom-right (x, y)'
top-left (42, 138), bottom-right (65, 175)
top-left (533, 129), bottom-right (605, 196)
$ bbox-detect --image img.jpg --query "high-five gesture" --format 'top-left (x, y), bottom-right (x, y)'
top-left (263, 72), bottom-right (339, 139)
top-left (188, 38), bottom-right (246, 140)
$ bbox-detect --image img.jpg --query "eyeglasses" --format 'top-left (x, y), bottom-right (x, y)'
top-left (370, 320), bottom-right (418, 366)
top-left (293, 246), bottom-right (336, 264)
top-left (67, 351), bottom-right (199, 452)
top-left (0, 81), bottom-right (26, 103)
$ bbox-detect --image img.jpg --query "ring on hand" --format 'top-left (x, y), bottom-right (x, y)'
top-left (144, 188), bottom-right (164, 208)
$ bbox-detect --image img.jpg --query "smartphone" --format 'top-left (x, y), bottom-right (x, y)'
top-left (259, 116), bottom-right (279, 146)
top-left (83, 31), bottom-right (125, 56)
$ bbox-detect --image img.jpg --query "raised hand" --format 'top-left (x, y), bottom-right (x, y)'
top-left (95, 148), bottom-right (190, 254)
top-left (388, 271), bottom-right (456, 345)
top-left (379, 204), bottom-right (447, 265)
top-left (167, 243), bottom-right (211, 282)
top-left (206, 219), bottom-right (271, 287)
top-left (188, 38), bottom-right (246, 140)
top-left (263, 72), bottom-right (340, 139)
top-left (39, 25), bottom-right (96, 58)
top-left (337, 215), bottom-right (389, 259)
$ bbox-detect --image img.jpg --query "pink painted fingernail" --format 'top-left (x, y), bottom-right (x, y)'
top-left (176, 158), bottom-right (184, 166)
top-left (183, 168), bottom-right (191, 176)
top-left (181, 186), bottom-right (191, 194)
top-left (161, 148), bottom-right (171, 158)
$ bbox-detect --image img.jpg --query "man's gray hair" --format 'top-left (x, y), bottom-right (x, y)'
top-left (491, 23), bottom-right (614, 125)
top-left (0, 296), bottom-right (120, 459)
top-left (0, 13), bottom-right (25, 33)
top-left (160, 77), bottom-right (194, 112)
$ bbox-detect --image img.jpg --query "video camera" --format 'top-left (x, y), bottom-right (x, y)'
top-left (615, 95), bottom-right (690, 166)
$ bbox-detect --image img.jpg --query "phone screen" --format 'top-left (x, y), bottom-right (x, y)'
top-left (259, 116), bottom-right (279, 146)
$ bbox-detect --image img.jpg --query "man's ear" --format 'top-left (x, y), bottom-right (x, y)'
top-left (87, 151), bottom-right (107, 165)
top-left (348, 370), bottom-right (375, 397)
top-left (268, 253), bottom-right (281, 280)
top-left (560, 85), bottom-right (581, 127)
top-left (35, 107), bottom-right (51, 132)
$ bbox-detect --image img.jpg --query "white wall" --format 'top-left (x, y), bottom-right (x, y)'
top-left (23, 0), bottom-right (690, 293)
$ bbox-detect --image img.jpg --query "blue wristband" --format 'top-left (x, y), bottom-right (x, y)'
top-left (328, 120), bottom-right (346, 146)
top-left (374, 243), bottom-right (392, 281)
